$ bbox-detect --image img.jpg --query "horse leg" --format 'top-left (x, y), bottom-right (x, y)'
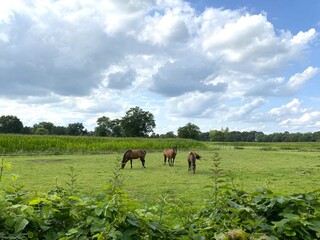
top-left (188, 160), bottom-right (191, 171)
top-left (193, 160), bottom-right (196, 174)
top-left (164, 156), bottom-right (167, 165)
top-left (140, 157), bottom-right (146, 168)
top-left (130, 159), bottom-right (133, 169)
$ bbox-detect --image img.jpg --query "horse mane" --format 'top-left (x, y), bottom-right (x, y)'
top-left (122, 149), bottom-right (132, 162)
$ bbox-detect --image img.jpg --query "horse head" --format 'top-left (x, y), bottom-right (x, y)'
top-left (172, 146), bottom-right (177, 153)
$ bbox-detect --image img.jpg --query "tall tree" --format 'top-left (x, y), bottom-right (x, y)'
top-left (110, 119), bottom-right (124, 137)
top-left (33, 122), bottom-right (55, 134)
top-left (177, 122), bottom-right (201, 140)
top-left (161, 131), bottom-right (176, 138)
top-left (94, 116), bottom-right (113, 137)
top-left (209, 130), bottom-right (225, 142)
top-left (0, 115), bottom-right (23, 134)
top-left (120, 107), bottom-right (155, 137)
top-left (52, 126), bottom-right (67, 135)
top-left (66, 123), bottom-right (87, 136)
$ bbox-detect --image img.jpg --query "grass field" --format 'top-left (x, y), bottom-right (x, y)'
top-left (3, 146), bottom-right (320, 205)
top-left (2, 136), bottom-right (320, 239)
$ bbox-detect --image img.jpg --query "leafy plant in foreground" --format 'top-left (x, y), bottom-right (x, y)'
top-left (0, 157), bottom-right (12, 182)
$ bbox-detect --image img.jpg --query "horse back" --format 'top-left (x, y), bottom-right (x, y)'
top-left (188, 151), bottom-right (200, 162)
top-left (187, 152), bottom-right (194, 162)
top-left (129, 149), bottom-right (145, 158)
top-left (137, 149), bottom-right (146, 158)
top-left (164, 148), bottom-right (173, 157)
top-left (164, 147), bottom-right (177, 157)
top-left (163, 148), bottom-right (170, 156)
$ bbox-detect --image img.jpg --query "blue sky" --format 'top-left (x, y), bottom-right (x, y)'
top-left (0, 0), bottom-right (319, 134)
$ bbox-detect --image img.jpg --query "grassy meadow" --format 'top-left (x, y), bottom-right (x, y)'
top-left (2, 137), bottom-right (320, 204)
top-left (2, 135), bottom-right (320, 239)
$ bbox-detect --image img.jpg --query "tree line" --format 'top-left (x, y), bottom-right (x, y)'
top-left (0, 107), bottom-right (320, 142)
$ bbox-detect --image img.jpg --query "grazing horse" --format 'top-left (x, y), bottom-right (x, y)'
top-left (163, 146), bottom-right (177, 166)
top-left (121, 149), bottom-right (146, 169)
top-left (187, 152), bottom-right (201, 174)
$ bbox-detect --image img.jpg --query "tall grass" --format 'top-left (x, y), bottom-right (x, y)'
top-left (0, 134), bottom-right (206, 154)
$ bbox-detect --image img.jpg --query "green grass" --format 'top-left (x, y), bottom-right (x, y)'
top-left (3, 147), bottom-right (320, 205)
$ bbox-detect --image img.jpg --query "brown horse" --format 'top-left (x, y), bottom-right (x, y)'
top-left (163, 146), bottom-right (177, 166)
top-left (121, 149), bottom-right (146, 169)
top-left (187, 152), bottom-right (201, 174)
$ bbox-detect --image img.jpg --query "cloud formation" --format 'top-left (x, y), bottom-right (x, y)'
top-left (0, 0), bottom-right (319, 132)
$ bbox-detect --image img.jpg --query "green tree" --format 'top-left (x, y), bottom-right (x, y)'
top-left (209, 130), bottom-right (225, 142)
top-left (160, 131), bottom-right (176, 138)
top-left (313, 131), bottom-right (320, 142)
top-left (52, 126), bottom-right (67, 135)
top-left (177, 122), bottom-right (201, 140)
top-left (94, 116), bottom-right (113, 137)
top-left (22, 126), bottom-right (33, 134)
top-left (66, 123), bottom-right (87, 136)
top-left (120, 107), bottom-right (155, 137)
top-left (33, 122), bottom-right (55, 134)
top-left (199, 131), bottom-right (210, 141)
top-left (110, 119), bottom-right (124, 137)
top-left (0, 115), bottom-right (23, 134)
top-left (34, 127), bottom-right (49, 135)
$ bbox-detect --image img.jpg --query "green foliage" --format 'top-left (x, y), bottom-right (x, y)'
top-left (0, 134), bottom-right (206, 154)
top-left (95, 116), bottom-right (113, 137)
top-left (177, 122), bottom-right (201, 140)
top-left (65, 166), bottom-right (78, 195)
top-left (66, 123), bottom-right (87, 136)
top-left (121, 106), bottom-right (156, 137)
top-left (33, 122), bottom-right (55, 135)
top-left (194, 161), bottom-right (320, 239)
top-left (0, 158), bottom-right (13, 182)
top-left (0, 115), bottom-right (24, 134)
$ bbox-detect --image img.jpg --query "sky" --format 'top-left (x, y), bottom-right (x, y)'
top-left (0, 0), bottom-right (319, 134)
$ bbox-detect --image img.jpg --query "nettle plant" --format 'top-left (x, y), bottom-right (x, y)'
top-left (194, 153), bottom-right (320, 240)
top-left (0, 157), bottom-right (12, 182)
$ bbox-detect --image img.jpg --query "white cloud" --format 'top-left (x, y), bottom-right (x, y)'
top-left (246, 67), bottom-right (319, 97)
top-left (225, 98), bottom-right (266, 121)
top-left (290, 28), bottom-right (317, 45)
top-left (268, 98), bottom-right (320, 131)
top-left (150, 55), bottom-right (227, 96)
top-left (138, 8), bottom-right (191, 46)
top-left (0, 0), bottom-right (319, 132)
top-left (270, 98), bottom-right (306, 117)
top-left (281, 112), bottom-right (320, 128)
top-left (166, 91), bottom-right (222, 118)
top-left (284, 66), bottom-right (319, 94)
